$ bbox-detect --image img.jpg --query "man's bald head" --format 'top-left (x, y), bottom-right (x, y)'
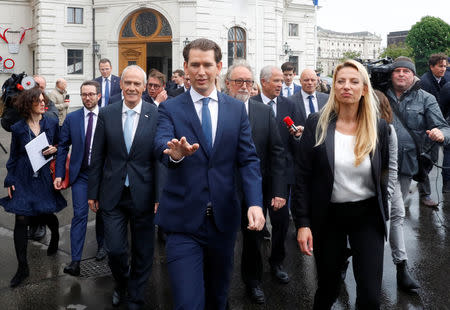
top-left (300, 69), bottom-right (318, 94)
top-left (33, 75), bottom-right (47, 91)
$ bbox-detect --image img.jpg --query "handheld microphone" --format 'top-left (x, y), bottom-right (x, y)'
top-left (283, 116), bottom-right (298, 132)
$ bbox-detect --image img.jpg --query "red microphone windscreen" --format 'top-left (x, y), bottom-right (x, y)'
top-left (283, 116), bottom-right (294, 127)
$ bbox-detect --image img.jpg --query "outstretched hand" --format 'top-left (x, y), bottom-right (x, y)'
top-left (163, 136), bottom-right (199, 161)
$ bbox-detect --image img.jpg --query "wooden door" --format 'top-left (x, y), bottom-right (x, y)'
top-left (119, 43), bottom-right (146, 75)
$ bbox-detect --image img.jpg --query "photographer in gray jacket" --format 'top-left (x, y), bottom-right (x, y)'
top-left (385, 57), bottom-right (450, 206)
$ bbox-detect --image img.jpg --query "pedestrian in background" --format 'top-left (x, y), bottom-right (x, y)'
top-left (48, 78), bottom-right (69, 126)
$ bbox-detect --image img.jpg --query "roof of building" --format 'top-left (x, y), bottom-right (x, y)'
top-left (317, 26), bottom-right (380, 38)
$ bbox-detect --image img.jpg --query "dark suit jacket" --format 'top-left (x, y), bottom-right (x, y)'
top-left (168, 87), bottom-right (186, 97)
top-left (293, 83), bottom-right (301, 94)
top-left (109, 92), bottom-right (123, 106)
top-left (251, 94), bottom-right (299, 185)
top-left (154, 91), bottom-right (263, 233)
top-left (88, 101), bottom-right (158, 212)
top-left (289, 91), bottom-right (329, 125)
top-left (94, 75), bottom-right (121, 106)
top-left (55, 108), bottom-right (90, 184)
top-left (292, 113), bottom-right (389, 236)
top-left (246, 99), bottom-right (286, 203)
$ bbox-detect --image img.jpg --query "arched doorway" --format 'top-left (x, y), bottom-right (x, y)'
top-left (119, 9), bottom-right (172, 78)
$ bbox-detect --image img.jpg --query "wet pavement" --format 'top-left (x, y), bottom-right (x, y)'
top-left (0, 128), bottom-right (449, 310)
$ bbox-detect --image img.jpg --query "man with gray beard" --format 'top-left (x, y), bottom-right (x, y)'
top-left (224, 60), bottom-right (287, 304)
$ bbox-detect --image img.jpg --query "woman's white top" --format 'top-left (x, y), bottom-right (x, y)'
top-left (331, 130), bottom-right (376, 203)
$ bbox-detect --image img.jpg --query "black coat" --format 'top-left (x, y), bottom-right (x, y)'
top-left (291, 113), bottom-right (390, 236)
top-left (88, 101), bottom-right (159, 212)
top-left (420, 71), bottom-right (447, 103)
top-left (251, 94), bottom-right (299, 185)
top-left (243, 99), bottom-right (287, 203)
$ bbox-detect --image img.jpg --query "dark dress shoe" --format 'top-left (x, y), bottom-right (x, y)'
top-left (10, 265), bottom-right (29, 288)
top-left (47, 230), bottom-right (59, 256)
top-left (96, 247), bottom-right (107, 261)
top-left (112, 287), bottom-right (126, 307)
top-left (271, 264), bottom-right (289, 284)
top-left (247, 284), bottom-right (266, 304)
top-left (63, 261), bottom-right (81, 276)
top-left (397, 260), bottom-right (420, 293)
top-left (33, 224), bottom-right (46, 241)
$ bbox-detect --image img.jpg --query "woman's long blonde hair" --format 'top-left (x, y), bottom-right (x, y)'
top-left (315, 59), bottom-right (379, 166)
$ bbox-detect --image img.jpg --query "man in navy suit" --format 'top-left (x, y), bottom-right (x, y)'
top-left (54, 80), bottom-right (106, 275)
top-left (281, 62), bottom-right (301, 97)
top-left (289, 68), bottom-right (329, 125)
top-left (88, 66), bottom-right (159, 309)
top-left (94, 58), bottom-right (121, 108)
top-left (154, 38), bottom-right (265, 310)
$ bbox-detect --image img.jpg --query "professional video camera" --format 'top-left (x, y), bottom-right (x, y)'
top-left (364, 57), bottom-right (393, 92)
top-left (1, 72), bottom-right (36, 132)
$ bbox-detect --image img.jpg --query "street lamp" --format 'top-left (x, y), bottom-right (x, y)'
top-left (93, 41), bottom-right (100, 57)
top-left (183, 37), bottom-right (191, 47)
top-left (283, 42), bottom-right (292, 56)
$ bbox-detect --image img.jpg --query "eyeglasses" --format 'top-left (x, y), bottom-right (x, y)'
top-left (80, 93), bottom-right (98, 98)
top-left (147, 83), bottom-right (161, 90)
top-left (229, 79), bottom-right (254, 86)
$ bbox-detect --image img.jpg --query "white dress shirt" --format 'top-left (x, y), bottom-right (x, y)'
top-left (331, 130), bottom-right (375, 203)
top-left (260, 92), bottom-right (277, 117)
top-left (84, 105), bottom-right (99, 165)
top-left (190, 87), bottom-right (219, 145)
top-left (301, 89), bottom-right (319, 116)
top-left (101, 76), bottom-right (111, 107)
top-left (282, 82), bottom-right (295, 97)
top-left (121, 100), bottom-right (142, 144)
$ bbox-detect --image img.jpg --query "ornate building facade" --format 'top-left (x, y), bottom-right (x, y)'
top-left (1, 0), bottom-right (317, 106)
top-left (317, 26), bottom-right (382, 76)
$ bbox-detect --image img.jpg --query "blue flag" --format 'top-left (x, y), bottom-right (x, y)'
top-left (313, 0), bottom-right (318, 5)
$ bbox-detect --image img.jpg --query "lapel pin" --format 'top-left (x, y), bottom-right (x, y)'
top-left (145, 114), bottom-right (149, 118)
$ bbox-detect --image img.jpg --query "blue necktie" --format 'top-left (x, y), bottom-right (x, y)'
top-left (308, 95), bottom-right (315, 114)
top-left (287, 87), bottom-right (292, 97)
top-left (104, 78), bottom-right (110, 107)
top-left (268, 100), bottom-right (276, 117)
top-left (202, 97), bottom-right (212, 150)
top-left (123, 109), bottom-right (136, 186)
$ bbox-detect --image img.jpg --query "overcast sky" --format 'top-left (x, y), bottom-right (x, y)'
top-left (316, 0), bottom-right (450, 47)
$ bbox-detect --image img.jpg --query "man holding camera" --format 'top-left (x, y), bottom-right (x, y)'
top-left (385, 57), bottom-right (450, 206)
top-left (383, 56), bottom-right (450, 292)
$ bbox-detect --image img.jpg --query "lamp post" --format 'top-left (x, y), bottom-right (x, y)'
top-left (183, 37), bottom-right (191, 47)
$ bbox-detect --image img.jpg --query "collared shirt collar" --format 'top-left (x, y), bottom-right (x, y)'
top-left (190, 87), bottom-right (219, 102)
top-left (104, 75), bottom-right (111, 82)
top-left (122, 100), bottom-right (143, 115)
top-left (301, 89), bottom-right (316, 98)
top-left (260, 92), bottom-right (277, 105)
top-left (84, 105), bottom-right (99, 117)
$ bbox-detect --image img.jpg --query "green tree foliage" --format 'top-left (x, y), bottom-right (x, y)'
top-left (339, 51), bottom-right (362, 62)
top-left (380, 43), bottom-right (413, 59)
top-left (406, 16), bottom-right (450, 75)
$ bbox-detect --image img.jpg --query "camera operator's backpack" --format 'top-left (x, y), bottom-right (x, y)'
top-left (1, 72), bottom-right (27, 132)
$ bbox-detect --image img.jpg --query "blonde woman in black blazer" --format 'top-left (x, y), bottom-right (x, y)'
top-left (292, 60), bottom-right (390, 310)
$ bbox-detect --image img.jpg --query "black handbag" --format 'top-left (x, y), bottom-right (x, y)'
top-left (388, 98), bottom-right (434, 182)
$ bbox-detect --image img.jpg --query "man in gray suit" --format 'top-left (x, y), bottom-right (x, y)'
top-left (289, 68), bottom-right (329, 124)
top-left (88, 65), bottom-right (159, 310)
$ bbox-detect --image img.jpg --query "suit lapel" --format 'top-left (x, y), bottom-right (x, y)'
top-left (113, 102), bottom-right (128, 155)
top-left (184, 93), bottom-right (211, 158)
top-left (325, 119), bottom-right (336, 175)
top-left (297, 95), bottom-right (307, 124)
top-left (210, 93), bottom-right (227, 158)
top-left (248, 100), bottom-right (256, 129)
top-left (129, 102), bottom-right (151, 156)
top-left (79, 108), bottom-right (86, 145)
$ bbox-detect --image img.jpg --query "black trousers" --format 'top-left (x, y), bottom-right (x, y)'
top-left (240, 187), bottom-right (290, 286)
top-left (312, 198), bottom-right (385, 310)
top-left (102, 187), bottom-right (155, 308)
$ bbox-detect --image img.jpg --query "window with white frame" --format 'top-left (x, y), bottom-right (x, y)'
top-left (289, 23), bottom-right (299, 37)
top-left (67, 49), bottom-right (83, 74)
top-left (67, 7), bottom-right (83, 24)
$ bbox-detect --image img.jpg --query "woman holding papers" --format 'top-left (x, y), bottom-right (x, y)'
top-left (0, 87), bottom-right (66, 288)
